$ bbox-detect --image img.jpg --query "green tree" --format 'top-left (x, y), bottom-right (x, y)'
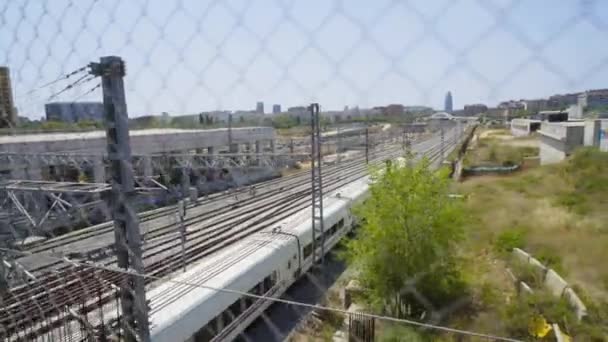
top-left (345, 158), bottom-right (466, 318)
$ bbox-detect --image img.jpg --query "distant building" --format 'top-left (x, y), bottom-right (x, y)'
top-left (444, 91), bottom-right (453, 113)
top-left (403, 106), bottom-right (433, 114)
top-left (45, 102), bottom-right (104, 123)
top-left (498, 100), bottom-right (525, 109)
top-left (463, 104), bottom-right (487, 116)
top-left (547, 93), bottom-right (579, 109)
top-left (385, 104), bottom-right (405, 117)
top-left (578, 89), bottom-right (608, 110)
top-left (523, 99), bottom-right (548, 113)
top-left (272, 104), bottom-right (281, 114)
top-left (0, 66), bottom-right (16, 128)
top-left (287, 106), bottom-right (306, 112)
top-left (256, 101), bottom-right (264, 114)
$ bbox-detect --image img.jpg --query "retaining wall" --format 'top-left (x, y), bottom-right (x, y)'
top-left (511, 248), bottom-right (587, 321)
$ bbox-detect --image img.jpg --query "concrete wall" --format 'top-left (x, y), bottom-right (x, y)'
top-left (540, 134), bottom-right (567, 165)
top-left (601, 120), bottom-right (608, 152)
top-left (512, 248), bottom-right (587, 321)
top-left (584, 120), bottom-right (601, 147)
top-left (510, 119), bottom-right (540, 137)
top-left (539, 122), bottom-right (585, 165)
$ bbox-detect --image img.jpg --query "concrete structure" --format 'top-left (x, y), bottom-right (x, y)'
top-left (256, 101), bottom-right (264, 114)
top-left (272, 104), bottom-right (281, 114)
top-left (585, 119), bottom-right (608, 152)
top-left (538, 121), bottom-right (584, 164)
top-left (0, 127), bottom-right (274, 154)
top-left (444, 91), bottom-right (453, 113)
top-left (428, 111), bottom-right (455, 131)
top-left (0, 127), bottom-right (276, 181)
top-left (537, 110), bottom-right (568, 122)
top-left (0, 66), bottom-right (16, 128)
top-left (510, 118), bottom-right (541, 137)
top-left (45, 102), bottom-right (104, 123)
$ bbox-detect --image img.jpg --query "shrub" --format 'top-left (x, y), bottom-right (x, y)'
top-left (380, 324), bottom-right (430, 342)
top-left (494, 228), bottom-right (527, 253)
top-left (534, 246), bottom-right (565, 276)
top-left (502, 292), bottom-right (576, 339)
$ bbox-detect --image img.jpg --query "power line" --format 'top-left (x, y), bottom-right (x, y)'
top-left (47, 75), bottom-right (96, 102)
top-left (19, 66), bottom-right (89, 97)
top-left (71, 83), bottom-right (101, 102)
top-left (0, 247), bottom-right (523, 342)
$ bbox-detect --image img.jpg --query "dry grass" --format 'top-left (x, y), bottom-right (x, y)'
top-left (463, 128), bottom-right (539, 168)
top-left (450, 148), bottom-right (608, 340)
top-left (459, 165), bottom-right (608, 301)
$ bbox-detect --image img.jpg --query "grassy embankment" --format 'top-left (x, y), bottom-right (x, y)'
top-left (449, 129), bottom-right (608, 340)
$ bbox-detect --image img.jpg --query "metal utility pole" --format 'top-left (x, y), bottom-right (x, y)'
top-left (177, 199), bottom-right (187, 272)
top-left (228, 114), bottom-right (235, 153)
top-left (365, 126), bottom-right (369, 164)
top-left (336, 126), bottom-right (342, 165)
top-left (90, 56), bottom-right (150, 342)
top-left (440, 122), bottom-right (445, 161)
top-left (310, 103), bottom-right (325, 264)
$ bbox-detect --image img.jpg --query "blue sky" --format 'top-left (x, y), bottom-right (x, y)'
top-left (2, 0), bottom-right (608, 119)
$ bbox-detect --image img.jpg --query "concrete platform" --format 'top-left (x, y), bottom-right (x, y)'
top-left (0, 127), bottom-right (274, 154)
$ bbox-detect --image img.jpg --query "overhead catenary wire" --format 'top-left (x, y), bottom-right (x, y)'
top-left (0, 247), bottom-right (523, 342)
top-left (19, 66), bottom-right (89, 98)
top-left (46, 74), bottom-right (96, 102)
top-left (71, 83), bottom-right (101, 102)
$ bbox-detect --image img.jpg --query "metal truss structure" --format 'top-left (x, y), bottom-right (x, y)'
top-left (0, 152), bottom-right (309, 176)
top-left (144, 152), bottom-right (309, 170)
top-left (0, 180), bottom-right (167, 241)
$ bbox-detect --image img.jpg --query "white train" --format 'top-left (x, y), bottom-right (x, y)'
top-left (148, 176), bottom-right (371, 342)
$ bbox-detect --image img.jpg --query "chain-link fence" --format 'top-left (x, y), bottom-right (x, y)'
top-left (1, 0), bottom-right (607, 341)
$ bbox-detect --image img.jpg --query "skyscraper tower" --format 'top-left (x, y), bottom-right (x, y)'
top-left (0, 66), bottom-right (16, 128)
top-left (444, 91), bottom-right (453, 113)
top-left (256, 101), bottom-right (264, 114)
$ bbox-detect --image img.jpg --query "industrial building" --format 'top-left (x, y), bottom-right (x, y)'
top-left (45, 101), bottom-right (104, 123)
top-left (0, 66), bottom-right (16, 128)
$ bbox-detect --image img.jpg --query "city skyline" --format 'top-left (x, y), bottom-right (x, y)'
top-left (2, 0), bottom-right (608, 119)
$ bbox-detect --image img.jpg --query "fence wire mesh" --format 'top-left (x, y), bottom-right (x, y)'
top-left (1, 0), bottom-right (607, 341)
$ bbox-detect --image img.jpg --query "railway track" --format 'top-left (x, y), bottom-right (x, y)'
top-left (0, 130), bottom-right (464, 340)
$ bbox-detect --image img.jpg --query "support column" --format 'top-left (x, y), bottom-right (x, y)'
top-left (255, 141), bottom-right (261, 154)
top-left (255, 141), bottom-right (262, 166)
top-left (10, 165), bottom-right (26, 180)
top-left (93, 156), bottom-right (105, 183)
top-left (24, 158), bottom-right (43, 181)
top-left (270, 140), bottom-right (276, 163)
top-left (142, 156), bottom-right (153, 178)
top-left (229, 143), bottom-right (239, 153)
